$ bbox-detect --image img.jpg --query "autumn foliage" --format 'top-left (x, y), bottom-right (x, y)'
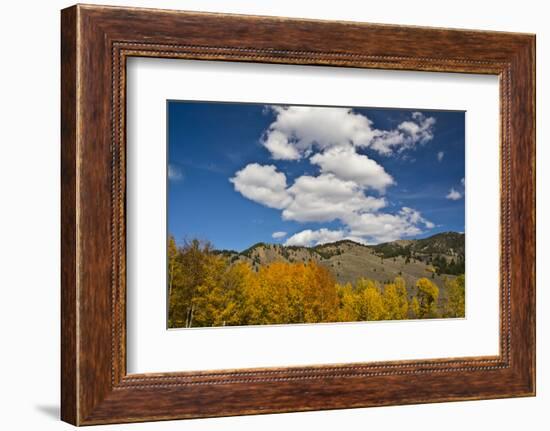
top-left (168, 237), bottom-right (465, 328)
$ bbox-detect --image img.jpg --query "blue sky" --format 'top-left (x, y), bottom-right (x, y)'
top-left (168, 101), bottom-right (465, 251)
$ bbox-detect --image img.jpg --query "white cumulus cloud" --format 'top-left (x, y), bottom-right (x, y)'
top-left (262, 106), bottom-right (436, 159)
top-left (230, 167), bottom-right (435, 245)
top-left (272, 231), bottom-right (287, 239)
top-left (310, 146), bottom-right (394, 192)
top-left (399, 207), bottom-right (436, 229)
top-left (446, 188), bottom-right (463, 200)
top-left (285, 228), bottom-right (345, 247)
top-left (341, 207), bottom-right (434, 244)
top-left (262, 129), bottom-right (301, 160)
top-left (262, 106), bottom-right (376, 159)
top-left (229, 108), bottom-right (440, 245)
top-left (229, 163), bottom-right (291, 209)
top-left (283, 174), bottom-right (387, 223)
top-left (369, 112), bottom-right (436, 155)
top-left (285, 206), bottom-right (435, 246)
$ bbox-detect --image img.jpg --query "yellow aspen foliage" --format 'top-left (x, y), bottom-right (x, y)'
top-left (443, 274), bottom-right (465, 318)
top-left (167, 236), bottom-right (185, 327)
top-left (415, 277), bottom-right (440, 318)
top-left (383, 277), bottom-right (409, 320)
top-left (355, 279), bottom-right (386, 321)
top-left (302, 262), bottom-right (340, 323)
top-left (167, 237), bottom-right (463, 327)
top-left (255, 262), bottom-right (306, 324)
top-left (337, 283), bottom-right (359, 322)
top-left (168, 238), bottom-right (211, 328)
top-left (191, 253), bottom-right (230, 327)
top-left (409, 296), bottom-right (420, 319)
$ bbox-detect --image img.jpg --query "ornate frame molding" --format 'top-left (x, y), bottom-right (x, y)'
top-left (61, 5), bottom-right (535, 425)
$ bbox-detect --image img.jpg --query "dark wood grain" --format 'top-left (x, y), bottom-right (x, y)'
top-left (60, 6), bottom-right (78, 425)
top-left (61, 4), bottom-right (535, 425)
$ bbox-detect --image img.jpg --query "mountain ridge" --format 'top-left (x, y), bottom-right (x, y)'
top-left (217, 232), bottom-right (464, 259)
top-left (213, 232), bottom-right (465, 292)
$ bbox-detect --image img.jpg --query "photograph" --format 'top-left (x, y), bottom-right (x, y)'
top-left (51, 3), bottom-right (536, 426)
top-left (167, 101), bottom-right (466, 328)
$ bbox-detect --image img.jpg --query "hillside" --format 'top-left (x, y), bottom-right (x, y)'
top-left (214, 232), bottom-right (465, 299)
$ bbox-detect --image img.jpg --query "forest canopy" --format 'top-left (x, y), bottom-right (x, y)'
top-left (168, 237), bottom-right (465, 328)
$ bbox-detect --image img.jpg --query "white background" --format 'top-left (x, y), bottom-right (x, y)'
top-left (127, 59), bottom-right (499, 373)
top-left (0, 0), bottom-right (547, 430)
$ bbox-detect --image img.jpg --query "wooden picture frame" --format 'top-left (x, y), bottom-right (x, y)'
top-left (61, 4), bottom-right (535, 425)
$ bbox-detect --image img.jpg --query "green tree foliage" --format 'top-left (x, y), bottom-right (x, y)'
top-left (168, 237), bottom-right (465, 328)
top-left (432, 255), bottom-right (465, 275)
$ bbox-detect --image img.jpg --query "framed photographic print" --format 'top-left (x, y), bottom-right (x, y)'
top-left (61, 4), bottom-right (535, 425)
